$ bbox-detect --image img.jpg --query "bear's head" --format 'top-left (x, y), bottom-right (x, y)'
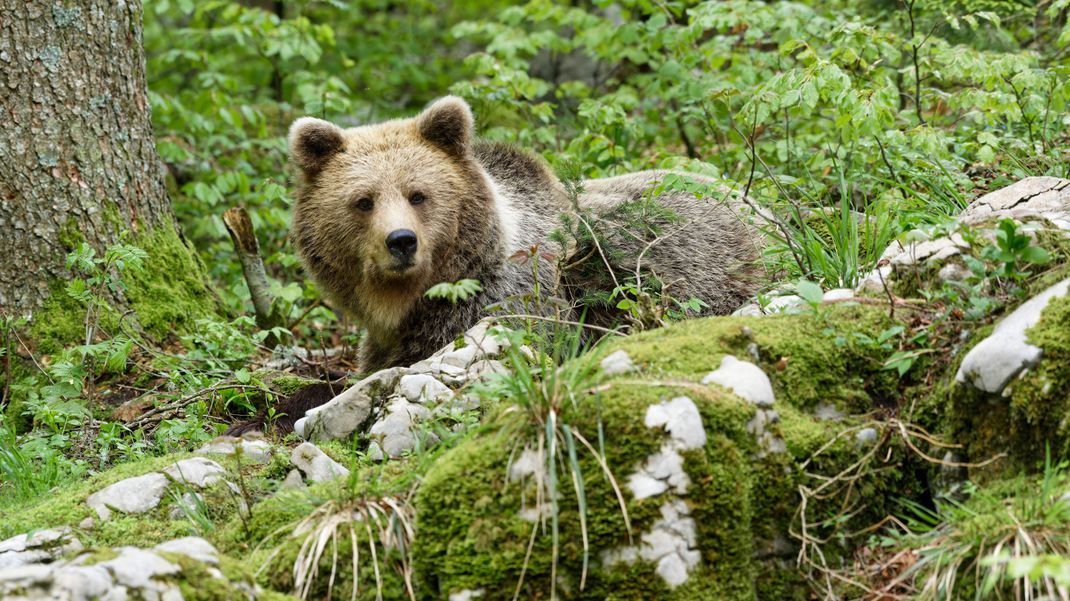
top-left (287, 97), bottom-right (500, 331)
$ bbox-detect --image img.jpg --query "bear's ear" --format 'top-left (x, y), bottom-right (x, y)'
top-left (289, 117), bottom-right (345, 174)
top-left (416, 96), bottom-right (473, 157)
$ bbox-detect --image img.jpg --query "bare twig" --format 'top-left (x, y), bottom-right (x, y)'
top-left (223, 207), bottom-right (284, 332)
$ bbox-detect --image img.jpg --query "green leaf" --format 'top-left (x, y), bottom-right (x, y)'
top-left (1021, 245), bottom-right (1051, 265)
top-left (795, 280), bottom-right (824, 307)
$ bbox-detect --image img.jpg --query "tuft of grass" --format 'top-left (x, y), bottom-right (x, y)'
top-left (261, 495), bottom-right (416, 601)
top-left (877, 450), bottom-right (1070, 600)
top-left (488, 326), bottom-right (632, 601)
top-left (0, 422), bottom-right (66, 509)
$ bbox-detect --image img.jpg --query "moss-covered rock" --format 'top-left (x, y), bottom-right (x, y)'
top-left (412, 306), bottom-right (918, 599)
top-left (944, 282), bottom-right (1070, 477)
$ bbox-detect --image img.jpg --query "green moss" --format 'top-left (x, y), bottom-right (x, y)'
top-left (608, 305), bottom-right (899, 412)
top-left (412, 380), bottom-right (762, 599)
top-left (57, 216), bottom-right (84, 252)
top-left (27, 222), bottom-right (220, 353)
top-left (263, 373), bottom-right (324, 397)
top-left (1, 357), bottom-right (37, 432)
top-left (124, 222), bottom-right (221, 340)
top-left (28, 278), bottom-right (115, 355)
top-left (0, 449), bottom-right (284, 550)
top-left (884, 469), bottom-right (1070, 599)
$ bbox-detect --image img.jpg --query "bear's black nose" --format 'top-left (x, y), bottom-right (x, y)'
top-left (385, 229), bottom-right (418, 260)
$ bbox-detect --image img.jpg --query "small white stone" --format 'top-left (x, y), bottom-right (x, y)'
top-left (508, 447), bottom-right (545, 482)
top-left (627, 472), bottom-right (669, 500)
top-left (856, 265), bottom-right (894, 294)
top-left (297, 379), bottom-right (377, 441)
top-left (462, 321), bottom-right (510, 356)
top-left (290, 442), bottom-right (349, 483)
top-left (823, 288), bottom-right (854, 302)
top-left (439, 345), bottom-right (480, 369)
top-left (813, 402), bottom-right (845, 421)
top-left (398, 374), bottom-right (451, 403)
top-left (855, 428), bottom-right (879, 446)
top-left (162, 457), bottom-right (226, 488)
top-left (642, 447), bottom-right (690, 493)
top-left (465, 359), bottom-right (508, 382)
top-left (732, 303), bottom-right (762, 317)
top-left (168, 492), bottom-right (203, 520)
top-left (98, 547), bottom-right (180, 589)
top-left (86, 472), bottom-right (170, 521)
top-left (702, 356), bottom-right (775, 407)
top-left (600, 350), bottom-right (636, 376)
top-left (644, 396), bottom-right (707, 449)
top-left (280, 469), bottom-right (306, 490)
top-left (153, 537), bottom-right (218, 565)
top-left (51, 564), bottom-right (114, 600)
top-left (746, 410), bottom-right (767, 436)
top-left (655, 553), bottom-right (689, 588)
top-left (938, 262), bottom-right (971, 283)
top-left (195, 436), bottom-right (273, 464)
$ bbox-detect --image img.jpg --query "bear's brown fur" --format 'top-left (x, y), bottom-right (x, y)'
top-left (287, 96), bottom-right (761, 374)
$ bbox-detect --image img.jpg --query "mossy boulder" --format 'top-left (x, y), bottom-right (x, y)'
top-left (412, 306), bottom-right (920, 599)
top-left (942, 277), bottom-right (1070, 477)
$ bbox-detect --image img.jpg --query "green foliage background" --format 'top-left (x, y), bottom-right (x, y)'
top-left (147, 0), bottom-right (1069, 307)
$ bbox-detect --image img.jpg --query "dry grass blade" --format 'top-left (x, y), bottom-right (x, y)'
top-left (278, 496), bottom-right (415, 601)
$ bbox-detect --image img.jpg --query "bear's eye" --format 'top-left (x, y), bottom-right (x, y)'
top-left (408, 192), bottom-right (426, 206)
top-left (352, 197), bottom-right (374, 212)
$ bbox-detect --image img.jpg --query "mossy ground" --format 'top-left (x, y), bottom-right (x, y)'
top-left (7, 292), bottom-right (1068, 599)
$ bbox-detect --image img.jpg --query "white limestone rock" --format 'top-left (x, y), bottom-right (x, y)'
top-left (607, 398), bottom-right (707, 587)
top-left (280, 469), bottom-right (306, 491)
top-left (956, 278), bottom-right (1070, 394)
top-left (0, 529), bottom-right (82, 571)
top-left (368, 398), bottom-right (433, 459)
top-left (162, 457), bottom-right (227, 488)
top-left (604, 500), bottom-right (700, 589)
top-left (290, 442), bottom-right (350, 483)
top-left (702, 356), bottom-right (776, 407)
top-left (86, 472), bottom-right (170, 521)
top-left (97, 547), bottom-right (181, 589)
top-left (823, 288), bottom-right (855, 302)
top-left (153, 537), bottom-right (219, 565)
top-left (600, 350), bottom-right (636, 376)
top-left (294, 376), bottom-right (379, 441)
top-left (733, 294), bottom-right (806, 316)
top-left (167, 492), bottom-right (204, 521)
top-left (195, 436), bottom-right (273, 464)
top-left (959, 177), bottom-right (1070, 229)
top-left (398, 374), bottom-right (452, 403)
top-left (813, 402), bottom-right (845, 421)
top-left (855, 427), bottom-right (879, 446)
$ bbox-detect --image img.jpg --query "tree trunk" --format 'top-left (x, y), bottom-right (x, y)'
top-left (0, 0), bottom-right (173, 314)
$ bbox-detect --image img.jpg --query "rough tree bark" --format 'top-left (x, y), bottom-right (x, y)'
top-left (0, 0), bottom-right (173, 314)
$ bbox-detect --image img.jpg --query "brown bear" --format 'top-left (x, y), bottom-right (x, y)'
top-left (226, 96), bottom-right (760, 435)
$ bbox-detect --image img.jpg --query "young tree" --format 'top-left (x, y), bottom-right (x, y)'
top-left (0, 0), bottom-right (184, 316)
